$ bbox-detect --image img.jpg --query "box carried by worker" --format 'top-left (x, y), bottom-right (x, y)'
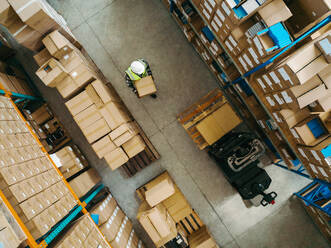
top-left (134, 75), bottom-right (157, 98)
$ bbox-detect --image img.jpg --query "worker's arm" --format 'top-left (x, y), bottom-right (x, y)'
top-left (141, 59), bottom-right (153, 76)
top-left (125, 74), bottom-right (137, 93)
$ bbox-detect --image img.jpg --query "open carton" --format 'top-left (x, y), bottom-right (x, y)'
top-left (294, 115), bottom-right (330, 146)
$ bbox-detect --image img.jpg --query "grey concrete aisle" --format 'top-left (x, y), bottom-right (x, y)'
top-left (21, 0), bottom-right (330, 247)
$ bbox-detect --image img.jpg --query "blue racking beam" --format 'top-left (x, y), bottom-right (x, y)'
top-left (0, 89), bottom-right (41, 101)
top-left (273, 161), bottom-right (311, 179)
top-left (42, 184), bottom-right (104, 246)
top-left (294, 180), bottom-right (331, 216)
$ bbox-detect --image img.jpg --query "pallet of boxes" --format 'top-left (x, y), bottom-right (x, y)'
top-left (136, 171), bottom-right (219, 248)
top-left (34, 30), bottom-right (149, 172)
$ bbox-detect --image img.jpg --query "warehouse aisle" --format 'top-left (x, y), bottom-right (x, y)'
top-left (26, 0), bottom-right (330, 247)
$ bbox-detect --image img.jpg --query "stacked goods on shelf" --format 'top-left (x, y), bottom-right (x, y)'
top-left (136, 171), bottom-right (216, 248)
top-left (177, 88), bottom-right (242, 150)
top-left (23, 103), bottom-right (71, 153)
top-left (0, 204), bottom-right (25, 247)
top-left (0, 66), bottom-right (34, 96)
top-left (0, 0), bottom-right (77, 51)
top-left (35, 30), bottom-right (149, 172)
top-left (250, 31), bottom-right (331, 174)
top-left (50, 145), bottom-right (89, 180)
top-left (91, 194), bottom-right (145, 248)
top-left (55, 215), bottom-right (110, 248)
top-left (0, 95), bottom-right (77, 240)
top-left (68, 168), bottom-right (101, 198)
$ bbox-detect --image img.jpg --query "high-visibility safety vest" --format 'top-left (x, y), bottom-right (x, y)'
top-left (125, 60), bottom-right (148, 81)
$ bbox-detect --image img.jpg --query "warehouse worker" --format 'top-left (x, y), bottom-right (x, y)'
top-left (125, 59), bottom-right (157, 98)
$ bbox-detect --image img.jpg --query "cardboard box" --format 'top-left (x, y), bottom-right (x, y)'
top-left (100, 206), bottom-right (125, 242)
top-left (8, 0), bottom-right (59, 33)
top-left (196, 103), bottom-right (242, 145)
top-left (0, 223), bottom-right (21, 248)
top-left (69, 63), bottom-right (97, 88)
top-left (36, 58), bottom-right (68, 87)
top-left (65, 90), bottom-right (94, 116)
top-left (68, 168), bottom-right (102, 198)
top-left (109, 122), bottom-right (138, 146)
top-left (100, 102), bottom-right (131, 130)
top-left (188, 226), bottom-right (217, 248)
top-left (296, 56), bottom-right (329, 84)
top-left (122, 135), bottom-right (146, 158)
top-left (81, 117), bottom-right (111, 144)
top-left (281, 75), bottom-right (328, 110)
top-left (145, 177), bottom-right (175, 207)
top-left (315, 35), bottom-right (331, 63)
top-left (134, 76), bottom-right (157, 98)
top-left (294, 116), bottom-right (329, 146)
top-left (301, 136), bottom-right (331, 167)
top-left (277, 108), bottom-right (310, 129)
top-left (104, 147), bottom-right (129, 171)
top-left (33, 48), bottom-right (52, 67)
top-left (258, 0), bottom-right (292, 27)
top-left (59, 50), bottom-right (89, 72)
top-left (91, 194), bottom-right (117, 226)
top-left (91, 134), bottom-right (117, 159)
top-left (42, 30), bottom-right (75, 59)
top-left (54, 75), bottom-right (79, 99)
top-left (86, 79), bottom-right (120, 108)
top-left (74, 104), bottom-right (102, 129)
top-left (111, 216), bottom-right (132, 248)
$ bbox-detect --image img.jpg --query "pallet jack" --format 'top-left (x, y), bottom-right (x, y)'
top-left (208, 132), bottom-right (277, 206)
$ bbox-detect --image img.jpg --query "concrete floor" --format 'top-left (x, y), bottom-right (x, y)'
top-left (10, 0), bottom-right (330, 247)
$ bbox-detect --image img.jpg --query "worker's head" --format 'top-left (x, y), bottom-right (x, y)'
top-left (131, 60), bottom-right (145, 75)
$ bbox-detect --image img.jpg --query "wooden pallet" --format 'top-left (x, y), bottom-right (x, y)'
top-left (136, 171), bottom-right (207, 236)
top-left (177, 88), bottom-right (227, 150)
top-left (80, 48), bottom-right (160, 177)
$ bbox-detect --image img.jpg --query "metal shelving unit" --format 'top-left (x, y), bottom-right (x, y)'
top-left (0, 85), bottom-right (113, 248)
top-left (186, 0), bottom-right (331, 169)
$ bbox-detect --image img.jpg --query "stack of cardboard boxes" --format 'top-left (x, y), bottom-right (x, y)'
top-left (0, 210), bottom-right (22, 247)
top-left (250, 32), bottom-right (331, 179)
top-left (92, 194), bottom-right (145, 248)
top-left (55, 215), bottom-right (109, 248)
top-left (0, 0), bottom-right (76, 51)
top-left (137, 172), bottom-right (217, 248)
top-left (50, 145), bottom-right (88, 179)
top-left (68, 168), bottom-right (101, 198)
top-left (0, 95), bottom-right (77, 240)
top-left (34, 30), bottom-right (147, 171)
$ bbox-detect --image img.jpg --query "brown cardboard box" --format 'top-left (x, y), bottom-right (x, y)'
top-left (196, 103), bottom-right (242, 145)
top-left (137, 202), bottom-right (161, 244)
top-left (145, 177), bottom-right (175, 207)
top-left (81, 118), bottom-right (111, 144)
top-left (59, 50), bottom-right (89, 72)
top-left (296, 56), bottom-right (329, 84)
top-left (111, 216), bottom-right (132, 248)
top-left (74, 104), bottom-right (102, 129)
top-left (86, 79), bottom-right (120, 108)
top-left (91, 194), bottom-right (118, 225)
top-left (36, 58), bottom-right (68, 87)
top-left (122, 135), bottom-right (146, 158)
top-left (100, 102), bottom-right (131, 130)
top-left (278, 108), bottom-right (310, 129)
top-left (318, 63), bottom-right (331, 89)
top-left (8, 0), bottom-right (59, 33)
top-left (69, 168), bottom-right (102, 198)
top-left (294, 116), bottom-right (329, 146)
top-left (188, 226), bottom-right (217, 248)
top-left (0, 224), bottom-right (21, 248)
top-left (315, 35), bottom-right (331, 63)
top-left (258, 0), bottom-right (292, 27)
top-left (104, 147), bottom-right (129, 171)
top-left (91, 134), bottom-right (117, 159)
top-left (69, 63), bottom-right (97, 88)
top-left (65, 90), bottom-right (94, 116)
top-left (33, 48), bottom-right (52, 67)
top-left (134, 76), bottom-right (157, 98)
top-left (42, 30), bottom-right (75, 59)
top-left (110, 122), bottom-right (138, 146)
top-left (55, 75), bottom-right (79, 99)
top-left (100, 206), bottom-right (125, 242)
top-left (281, 75), bottom-right (328, 110)
top-left (301, 136), bottom-right (331, 167)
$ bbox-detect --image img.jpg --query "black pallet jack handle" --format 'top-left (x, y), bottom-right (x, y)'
top-left (260, 192), bottom-right (277, 206)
